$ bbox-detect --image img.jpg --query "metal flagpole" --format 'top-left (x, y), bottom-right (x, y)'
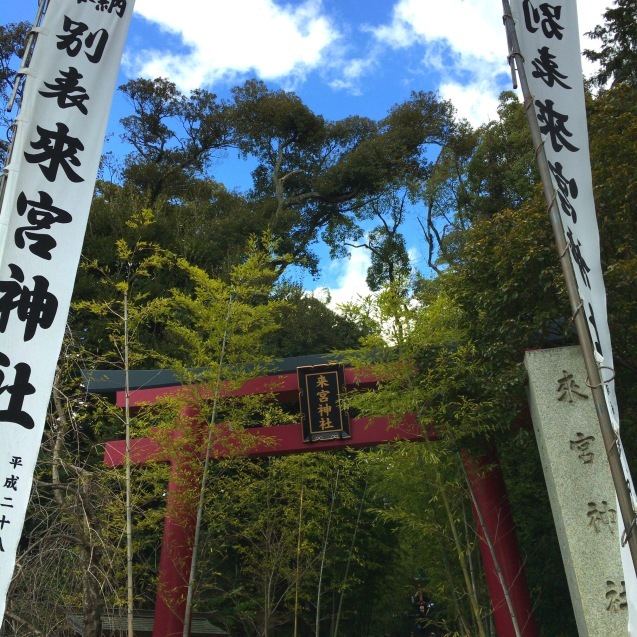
top-left (0, 0), bottom-right (50, 210)
top-left (6, 0), bottom-right (50, 113)
top-left (501, 0), bottom-right (637, 573)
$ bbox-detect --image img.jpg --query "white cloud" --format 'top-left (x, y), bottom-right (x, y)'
top-left (577, 2), bottom-right (607, 79)
top-left (372, 0), bottom-right (609, 125)
top-left (441, 81), bottom-right (501, 127)
top-left (311, 248), bottom-right (372, 311)
top-left (124, 1), bottom-right (609, 117)
top-left (129, 0), bottom-right (340, 91)
top-left (327, 57), bottom-right (377, 93)
top-left (373, 0), bottom-right (506, 63)
top-left (312, 245), bottom-right (426, 345)
top-left (311, 242), bottom-right (427, 313)
top-left (370, 0), bottom-right (512, 126)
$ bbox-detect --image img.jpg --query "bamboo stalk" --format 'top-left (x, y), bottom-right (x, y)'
top-left (436, 469), bottom-right (487, 637)
top-left (416, 444), bottom-right (487, 637)
top-left (441, 548), bottom-right (472, 637)
top-left (124, 291), bottom-right (134, 637)
top-left (315, 469), bottom-right (339, 637)
top-left (293, 485), bottom-right (304, 637)
top-left (182, 296), bottom-right (233, 637)
top-left (459, 456), bottom-right (522, 637)
top-left (332, 481), bottom-right (366, 637)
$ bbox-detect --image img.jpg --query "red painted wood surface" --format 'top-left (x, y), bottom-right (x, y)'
top-left (114, 367), bottom-right (380, 409)
top-left (154, 407), bottom-right (201, 637)
top-left (105, 415), bottom-right (424, 467)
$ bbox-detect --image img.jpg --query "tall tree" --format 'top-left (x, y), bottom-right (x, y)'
top-left (585, 0), bottom-right (637, 88)
top-left (262, 284), bottom-right (369, 358)
top-left (112, 77), bottom-right (456, 276)
top-left (119, 78), bottom-right (233, 203)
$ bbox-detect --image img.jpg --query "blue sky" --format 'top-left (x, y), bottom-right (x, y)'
top-left (4, 0), bottom-right (609, 306)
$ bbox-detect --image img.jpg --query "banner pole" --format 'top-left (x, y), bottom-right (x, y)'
top-left (501, 0), bottom-right (637, 574)
top-left (6, 0), bottom-right (50, 114)
top-left (0, 0), bottom-right (50, 226)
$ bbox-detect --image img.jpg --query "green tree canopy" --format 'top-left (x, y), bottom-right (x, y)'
top-left (585, 0), bottom-right (637, 88)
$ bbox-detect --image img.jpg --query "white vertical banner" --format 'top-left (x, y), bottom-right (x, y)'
top-left (510, 0), bottom-right (637, 632)
top-left (0, 0), bottom-right (136, 623)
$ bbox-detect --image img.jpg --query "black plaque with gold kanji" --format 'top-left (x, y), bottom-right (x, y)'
top-left (298, 364), bottom-right (350, 442)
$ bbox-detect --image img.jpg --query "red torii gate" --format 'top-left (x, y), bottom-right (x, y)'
top-left (89, 356), bottom-right (538, 637)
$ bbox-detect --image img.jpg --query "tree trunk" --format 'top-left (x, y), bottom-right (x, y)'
top-left (80, 518), bottom-right (103, 637)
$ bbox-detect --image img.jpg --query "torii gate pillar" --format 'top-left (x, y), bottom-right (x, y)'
top-left (154, 406), bottom-right (201, 637)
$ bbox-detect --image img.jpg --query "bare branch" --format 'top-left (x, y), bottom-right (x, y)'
top-left (4, 609), bottom-right (44, 636)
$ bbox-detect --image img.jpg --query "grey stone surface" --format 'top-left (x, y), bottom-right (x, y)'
top-left (525, 346), bottom-right (626, 637)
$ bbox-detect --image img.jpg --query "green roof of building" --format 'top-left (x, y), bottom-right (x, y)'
top-left (82, 352), bottom-right (349, 393)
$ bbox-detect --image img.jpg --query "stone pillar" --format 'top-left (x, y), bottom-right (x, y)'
top-left (525, 346), bottom-right (627, 636)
